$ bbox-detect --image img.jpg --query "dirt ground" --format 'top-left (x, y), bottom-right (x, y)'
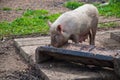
top-left (0, 0), bottom-right (120, 80)
top-left (0, 39), bottom-right (43, 80)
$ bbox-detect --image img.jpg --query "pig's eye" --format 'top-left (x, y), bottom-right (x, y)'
top-left (52, 35), bottom-right (58, 43)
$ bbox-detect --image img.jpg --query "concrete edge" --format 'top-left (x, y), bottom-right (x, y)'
top-left (14, 40), bottom-right (50, 80)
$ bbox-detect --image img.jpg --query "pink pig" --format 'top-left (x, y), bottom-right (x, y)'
top-left (48, 4), bottom-right (99, 47)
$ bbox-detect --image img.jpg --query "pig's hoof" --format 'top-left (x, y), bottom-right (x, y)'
top-left (88, 45), bottom-right (96, 52)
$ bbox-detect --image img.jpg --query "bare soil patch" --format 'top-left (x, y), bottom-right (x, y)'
top-left (0, 0), bottom-right (68, 22)
top-left (0, 39), bottom-right (42, 80)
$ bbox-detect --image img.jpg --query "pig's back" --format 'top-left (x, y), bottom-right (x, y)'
top-left (52, 12), bottom-right (89, 34)
top-left (53, 4), bottom-right (98, 26)
top-left (52, 4), bottom-right (98, 34)
top-left (74, 4), bottom-right (98, 18)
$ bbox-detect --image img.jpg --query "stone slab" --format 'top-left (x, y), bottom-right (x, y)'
top-left (14, 37), bottom-right (50, 64)
top-left (36, 60), bottom-right (118, 80)
top-left (14, 37), bottom-right (50, 47)
top-left (14, 30), bottom-right (120, 80)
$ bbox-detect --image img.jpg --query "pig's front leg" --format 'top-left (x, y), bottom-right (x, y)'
top-left (70, 34), bottom-right (79, 44)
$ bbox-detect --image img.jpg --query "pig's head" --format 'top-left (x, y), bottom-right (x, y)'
top-left (48, 21), bottom-right (69, 47)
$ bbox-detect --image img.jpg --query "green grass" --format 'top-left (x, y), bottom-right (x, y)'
top-left (15, 8), bottom-right (23, 11)
top-left (64, 1), bottom-right (120, 18)
top-left (98, 22), bottom-right (119, 28)
top-left (2, 7), bottom-right (12, 11)
top-left (1, 7), bottom-right (22, 11)
top-left (64, 1), bottom-right (84, 10)
top-left (0, 9), bottom-right (60, 38)
top-left (98, 3), bottom-right (120, 17)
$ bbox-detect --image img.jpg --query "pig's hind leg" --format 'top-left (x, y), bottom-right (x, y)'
top-left (88, 28), bottom-right (96, 52)
top-left (88, 16), bottom-right (98, 51)
top-left (89, 29), bottom-right (95, 45)
top-left (89, 16), bottom-right (98, 46)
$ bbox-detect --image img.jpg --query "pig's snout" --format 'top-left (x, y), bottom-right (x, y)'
top-left (51, 42), bottom-right (63, 47)
top-left (51, 43), bottom-right (59, 47)
top-left (51, 41), bottom-right (68, 47)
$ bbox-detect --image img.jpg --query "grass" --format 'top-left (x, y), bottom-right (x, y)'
top-left (2, 7), bottom-right (12, 11)
top-left (98, 22), bottom-right (119, 28)
top-left (64, 1), bottom-right (84, 10)
top-left (0, 9), bottom-right (60, 38)
top-left (0, 7), bottom-right (22, 11)
top-left (64, 1), bottom-right (120, 18)
top-left (15, 8), bottom-right (23, 11)
top-left (98, 3), bottom-right (120, 17)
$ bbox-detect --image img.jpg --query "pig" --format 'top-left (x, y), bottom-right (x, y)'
top-left (48, 4), bottom-right (99, 48)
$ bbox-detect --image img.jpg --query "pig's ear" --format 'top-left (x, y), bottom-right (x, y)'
top-left (48, 20), bottom-right (52, 27)
top-left (57, 25), bottom-right (62, 33)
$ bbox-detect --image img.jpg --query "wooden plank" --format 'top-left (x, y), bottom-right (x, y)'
top-left (36, 46), bottom-right (114, 68)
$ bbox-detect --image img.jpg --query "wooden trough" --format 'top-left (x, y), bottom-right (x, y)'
top-left (35, 44), bottom-right (120, 77)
